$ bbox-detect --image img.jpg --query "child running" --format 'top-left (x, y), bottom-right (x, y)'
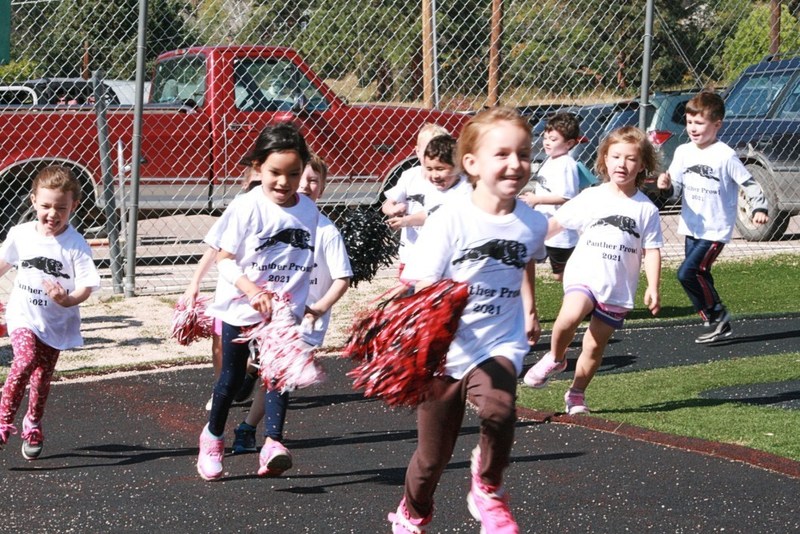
top-left (196, 122), bottom-right (318, 481)
top-left (657, 91), bottom-right (769, 343)
top-left (382, 123), bottom-right (449, 276)
top-left (388, 107), bottom-right (547, 534)
top-left (231, 153), bottom-right (353, 463)
top-left (519, 112), bottom-right (582, 281)
top-left (0, 166), bottom-right (101, 460)
top-left (523, 126), bottom-right (663, 415)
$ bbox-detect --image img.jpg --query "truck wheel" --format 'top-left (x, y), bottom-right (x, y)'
top-left (735, 164), bottom-right (789, 241)
top-left (0, 184), bottom-right (33, 241)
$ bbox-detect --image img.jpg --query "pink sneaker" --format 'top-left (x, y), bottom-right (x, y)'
top-left (258, 440), bottom-right (293, 477)
top-left (564, 389), bottom-right (590, 415)
top-left (0, 423), bottom-right (18, 450)
top-left (467, 481), bottom-right (519, 534)
top-left (387, 497), bottom-right (432, 534)
top-left (523, 351), bottom-right (567, 388)
top-left (197, 425), bottom-right (224, 481)
top-left (21, 416), bottom-right (44, 460)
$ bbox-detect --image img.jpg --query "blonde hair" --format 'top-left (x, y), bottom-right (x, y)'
top-left (456, 107), bottom-right (531, 185)
top-left (32, 165), bottom-right (81, 202)
top-left (307, 152), bottom-right (328, 185)
top-left (418, 122), bottom-right (450, 142)
top-left (595, 126), bottom-right (659, 188)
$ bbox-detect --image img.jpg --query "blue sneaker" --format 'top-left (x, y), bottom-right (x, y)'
top-left (233, 422), bottom-right (257, 454)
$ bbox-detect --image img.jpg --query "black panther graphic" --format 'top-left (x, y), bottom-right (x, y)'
top-left (406, 194), bottom-right (425, 206)
top-left (452, 239), bottom-right (528, 269)
top-left (255, 228), bottom-right (314, 252)
top-left (20, 257), bottom-right (70, 279)
top-left (686, 164), bottom-right (720, 181)
top-left (590, 215), bottom-right (640, 238)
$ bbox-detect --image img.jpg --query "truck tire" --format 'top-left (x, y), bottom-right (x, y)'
top-left (734, 164), bottom-right (789, 241)
top-left (0, 180), bottom-right (33, 241)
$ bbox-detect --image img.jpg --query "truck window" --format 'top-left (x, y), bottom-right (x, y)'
top-left (151, 55), bottom-right (206, 107)
top-left (726, 72), bottom-right (792, 118)
top-left (775, 77), bottom-right (800, 119)
top-left (233, 58), bottom-right (328, 112)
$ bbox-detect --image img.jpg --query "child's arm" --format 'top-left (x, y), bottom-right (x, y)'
top-left (737, 175), bottom-right (770, 225)
top-left (216, 250), bottom-right (273, 317)
top-left (42, 279), bottom-right (93, 307)
top-left (182, 247), bottom-right (217, 305)
top-left (0, 259), bottom-right (13, 278)
top-left (545, 217), bottom-right (564, 240)
top-left (388, 210), bottom-right (426, 229)
top-left (521, 259), bottom-right (541, 345)
top-left (642, 247), bottom-right (662, 316)
top-left (520, 191), bottom-right (569, 207)
top-left (305, 277), bottom-right (350, 321)
top-left (382, 198), bottom-right (407, 217)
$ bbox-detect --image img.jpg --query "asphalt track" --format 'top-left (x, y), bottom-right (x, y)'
top-left (0, 315), bottom-right (798, 533)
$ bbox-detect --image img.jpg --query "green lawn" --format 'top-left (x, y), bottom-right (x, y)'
top-left (519, 253), bottom-right (800, 462)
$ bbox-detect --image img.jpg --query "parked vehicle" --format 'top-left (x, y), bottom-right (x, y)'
top-left (719, 54), bottom-right (800, 240)
top-left (0, 46), bottom-right (470, 239)
top-left (13, 78), bottom-right (149, 106)
top-left (0, 85), bottom-right (39, 105)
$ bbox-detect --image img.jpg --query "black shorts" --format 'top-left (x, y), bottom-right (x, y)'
top-left (545, 245), bottom-right (575, 275)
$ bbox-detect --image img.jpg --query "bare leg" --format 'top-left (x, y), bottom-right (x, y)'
top-left (550, 292), bottom-right (595, 361)
top-left (571, 315), bottom-right (616, 392)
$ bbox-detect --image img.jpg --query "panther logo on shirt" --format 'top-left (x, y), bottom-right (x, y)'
top-left (686, 164), bottom-right (719, 182)
top-left (255, 228), bottom-right (314, 252)
top-left (407, 194), bottom-right (425, 206)
top-left (20, 256), bottom-right (70, 278)
top-left (452, 239), bottom-right (527, 269)
top-left (590, 215), bottom-right (640, 238)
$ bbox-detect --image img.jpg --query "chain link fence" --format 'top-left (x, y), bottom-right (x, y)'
top-left (1, 0), bottom-right (798, 295)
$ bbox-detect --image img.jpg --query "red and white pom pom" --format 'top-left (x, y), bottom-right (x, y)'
top-left (235, 295), bottom-right (325, 394)
top-left (170, 296), bottom-right (214, 345)
top-left (0, 301), bottom-right (7, 337)
top-left (342, 279), bottom-right (469, 407)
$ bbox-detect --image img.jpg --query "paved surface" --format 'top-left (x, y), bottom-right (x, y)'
top-left (0, 316), bottom-right (799, 533)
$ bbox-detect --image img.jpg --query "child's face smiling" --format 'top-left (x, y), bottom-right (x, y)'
top-left (31, 187), bottom-right (78, 237)
top-left (298, 164), bottom-right (324, 202)
top-left (686, 112), bottom-right (722, 149)
top-left (463, 121), bottom-right (531, 202)
top-left (604, 141), bottom-right (644, 194)
top-left (542, 129), bottom-right (575, 158)
top-left (423, 156), bottom-right (458, 191)
top-left (257, 150), bottom-right (305, 206)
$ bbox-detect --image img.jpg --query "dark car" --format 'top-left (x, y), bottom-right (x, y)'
top-left (719, 54), bottom-right (800, 240)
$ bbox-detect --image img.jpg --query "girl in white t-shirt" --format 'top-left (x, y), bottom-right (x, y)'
top-left (196, 123), bottom-right (319, 481)
top-left (0, 166), bottom-right (101, 460)
top-left (388, 107), bottom-right (547, 534)
top-left (523, 126), bottom-right (663, 416)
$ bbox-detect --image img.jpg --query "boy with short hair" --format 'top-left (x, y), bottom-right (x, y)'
top-left (382, 123), bottom-right (450, 276)
top-left (520, 112), bottom-right (582, 281)
top-left (657, 91), bottom-right (769, 344)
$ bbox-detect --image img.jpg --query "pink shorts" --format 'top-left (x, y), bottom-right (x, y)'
top-left (213, 318), bottom-right (222, 336)
top-left (564, 285), bottom-right (629, 329)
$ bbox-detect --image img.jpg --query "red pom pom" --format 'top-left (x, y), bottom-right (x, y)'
top-left (342, 279), bottom-right (469, 407)
top-left (0, 301), bottom-right (7, 337)
top-left (170, 296), bottom-right (214, 345)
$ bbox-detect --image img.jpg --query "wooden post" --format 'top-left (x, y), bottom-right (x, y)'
top-left (488, 0), bottom-right (502, 107)
top-left (82, 40), bottom-right (90, 80)
top-left (770, 0), bottom-right (781, 57)
top-left (422, 0), bottom-right (433, 108)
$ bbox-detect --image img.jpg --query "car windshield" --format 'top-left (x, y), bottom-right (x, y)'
top-left (725, 71), bottom-right (793, 118)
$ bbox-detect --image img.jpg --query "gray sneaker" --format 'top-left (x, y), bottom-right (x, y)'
top-left (21, 417), bottom-right (43, 460)
top-left (695, 309), bottom-right (732, 344)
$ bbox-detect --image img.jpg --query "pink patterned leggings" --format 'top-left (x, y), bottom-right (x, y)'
top-left (0, 328), bottom-right (60, 426)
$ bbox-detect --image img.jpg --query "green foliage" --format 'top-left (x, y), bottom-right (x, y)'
top-left (722, 3), bottom-right (800, 83)
top-left (0, 58), bottom-right (37, 84)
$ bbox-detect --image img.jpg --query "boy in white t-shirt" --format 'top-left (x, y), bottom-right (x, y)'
top-left (520, 112), bottom-right (581, 281)
top-left (382, 123), bottom-right (449, 276)
top-left (657, 92), bottom-right (769, 344)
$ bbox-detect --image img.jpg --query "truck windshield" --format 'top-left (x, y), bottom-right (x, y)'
top-left (151, 55), bottom-right (207, 107)
top-left (725, 71), bottom-right (793, 118)
top-left (233, 57), bottom-right (328, 112)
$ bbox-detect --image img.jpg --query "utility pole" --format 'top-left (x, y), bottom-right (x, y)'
top-left (770, 0), bottom-right (781, 57)
top-left (422, 0), bottom-right (433, 108)
top-left (487, 0), bottom-right (502, 107)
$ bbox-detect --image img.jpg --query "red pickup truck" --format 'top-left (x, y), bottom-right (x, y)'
top-left (0, 45), bottom-right (471, 238)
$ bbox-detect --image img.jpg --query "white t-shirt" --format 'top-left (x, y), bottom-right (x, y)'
top-left (668, 141), bottom-right (767, 243)
top-left (384, 166), bottom-right (429, 264)
top-left (0, 222), bottom-right (100, 350)
top-left (534, 155), bottom-right (580, 248)
top-left (424, 175), bottom-right (472, 216)
top-left (205, 189), bottom-right (319, 326)
top-left (402, 198), bottom-right (547, 379)
top-left (305, 214), bottom-right (353, 346)
top-left (557, 184), bottom-right (663, 309)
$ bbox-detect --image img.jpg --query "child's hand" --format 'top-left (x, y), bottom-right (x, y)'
top-left (752, 211), bottom-right (769, 225)
top-left (387, 215), bottom-right (407, 230)
top-left (248, 290), bottom-right (273, 318)
top-left (386, 202), bottom-right (407, 217)
top-left (42, 279), bottom-right (69, 306)
top-left (519, 191), bottom-right (537, 207)
top-left (644, 287), bottom-right (661, 316)
top-left (526, 313), bottom-right (541, 345)
top-left (656, 172), bottom-right (671, 190)
top-left (181, 283), bottom-right (199, 307)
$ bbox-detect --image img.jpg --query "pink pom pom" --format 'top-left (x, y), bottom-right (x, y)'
top-left (170, 296), bottom-right (214, 345)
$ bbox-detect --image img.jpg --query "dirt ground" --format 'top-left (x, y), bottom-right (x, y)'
top-left (0, 270), bottom-right (398, 377)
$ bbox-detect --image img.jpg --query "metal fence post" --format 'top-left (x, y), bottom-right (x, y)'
top-left (640, 0), bottom-right (654, 131)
